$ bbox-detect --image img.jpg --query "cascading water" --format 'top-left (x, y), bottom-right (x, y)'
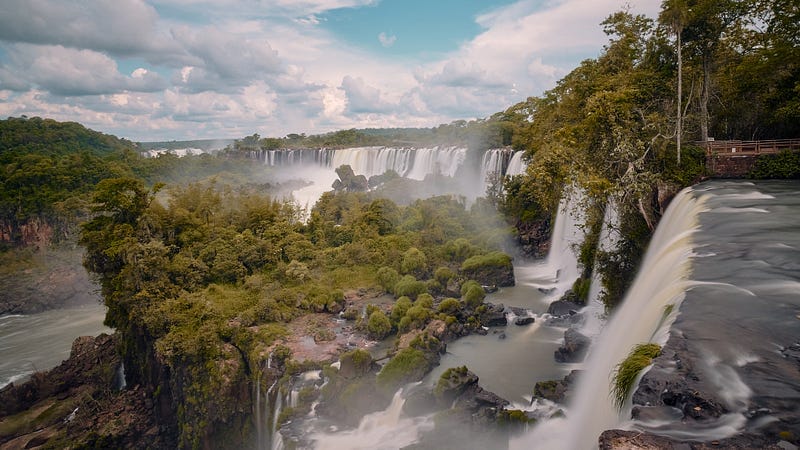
top-left (580, 201), bottom-right (620, 339)
top-left (511, 187), bottom-right (706, 450)
top-left (505, 151), bottom-right (527, 176)
top-left (521, 191), bottom-right (585, 298)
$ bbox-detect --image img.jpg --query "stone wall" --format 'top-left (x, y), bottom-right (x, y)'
top-left (706, 154), bottom-right (757, 178)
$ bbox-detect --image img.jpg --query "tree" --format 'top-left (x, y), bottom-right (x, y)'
top-left (660, 0), bottom-right (689, 163)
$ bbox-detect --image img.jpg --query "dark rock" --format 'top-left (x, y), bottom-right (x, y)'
top-left (434, 367), bottom-right (479, 405)
top-left (599, 429), bottom-right (785, 449)
top-left (402, 387), bottom-right (439, 417)
top-left (508, 306), bottom-right (528, 316)
top-left (538, 287), bottom-right (556, 294)
top-left (554, 329), bottom-right (590, 363)
top-left (498, 332), bottom-right (506, 340)
top-left (547, 298), bottom-right (583, 317)
top-left (475, 327), bottom-right (488, 336)
top-left (516, 218), bottom-right (551, 259)
top-left (480, 303), bottom-right (508, 327)
top-left (533, 370), bottom-right (581, 404)
top-left (514, 316), bottom-right (535, 326)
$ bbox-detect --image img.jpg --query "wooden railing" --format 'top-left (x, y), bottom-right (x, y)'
top-left (699, 139), bottom-right (800, 156)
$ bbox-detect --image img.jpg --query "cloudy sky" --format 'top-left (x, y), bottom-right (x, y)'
top-left (0, 0), bottom-right (660, 142)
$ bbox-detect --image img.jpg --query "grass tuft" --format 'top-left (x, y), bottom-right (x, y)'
top-left (611, 343), bottom-right (661, 411)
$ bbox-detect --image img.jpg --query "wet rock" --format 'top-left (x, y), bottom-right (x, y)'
top-left (533, 370), bottom-right (581, 404)
top-left (480, 303), bottom-right (508, 327)
top-left (434, 366), bottom-right (479, 405)
top-left (547, 298), bottom-right (583, 317)
top-left (599, 429), bottom-right (785, 449)
top-left (498, 332), bottom-right (506, 340)
top-left (514, 316), bottom-right (535, 326)
top-left (554, 328), bottom-right (589, 363)
top-left (516, 218), bottom-right (551, 259)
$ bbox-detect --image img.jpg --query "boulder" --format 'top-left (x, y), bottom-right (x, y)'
top-left (434, 366), bottom-right (479, 405)
top-left (480, 303), bottom-right (508, 327)
top-left (514, 316), bottom-right (535, 326)
top-left (599, 430), bottom-right (785, 450)
top-left (533, 370), bottom-right (581, 404)
top-left (554, 329), bottom-right (590, 363)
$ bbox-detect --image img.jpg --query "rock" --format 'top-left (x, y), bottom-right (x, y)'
top-left (599, 429), bottom-right (785, 449)
top-left (498, 332), bottom-right (506, 340)
top-left (554, 329), bottom-right (589, 363)
top-left (480, 303), bottom-right (508, 327)
top-left (547, 299), bottom-right (583, 317)
top-left (514, 316), bottom-right (535, 326)
top-left (516, 218), bottom-right (551, 259)
top-left (434, 367), bottom-right (479, 405)
top-left (533, 370), bottom-right (581, 404)
top-left (538, 287), bottom-right (556, 294)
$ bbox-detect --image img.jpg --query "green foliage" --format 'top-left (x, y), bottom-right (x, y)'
top-left (376, 347), bottom-right (429, 391)
top-left (390, 296), bottom-right (413, 325)
top-left (462, 284), bottom-right (486, 309)
top-left (460, 251), bottom-right (512, 272)
top-left (393, 275), bottom-right (428, 299)
top-left (400, 247), bottom-right (428, 277)
top-left (434, 266), bottom-right (456, 285)
top-left (748, 150), bottom-right (800, 179)
top-left (437, 298), bottom-right (462, 315)
top-left (571, 277), bottom-right (592, 303)
top-left (367, 310), bottom-right (392, 340)
top-left (612, 343), bottom-right (662, 410)
top-left (376, 266), bottom-right (400, 292)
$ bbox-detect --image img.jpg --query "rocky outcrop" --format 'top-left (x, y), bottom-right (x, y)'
top-left (516, 218), bottom-right (551, 258)
top-left (554, 328), bottom-right (590, 363)
top-left (533, 370), bottom-right (581, 404)
top-left (0, 333), bottom-right (177, 449)
top-left (479, 303), bottom-right (508, 327)
top-left (599, 430), bottom-right (786, 449)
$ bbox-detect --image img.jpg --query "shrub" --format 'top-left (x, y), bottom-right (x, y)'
top-left (367, 310), bottom-right (392, 340)
top-left (376, 348), bottom-right (429, 391)
top-left (415, 293), bottom-right (434, 308)
top-left (390, 297), bottom-right (413, 324)
top-left (376, 266), bottom-right (401, 292)
top-left (393, 275), bottom-right (428, 299)
top-left (401, 247), bottom-right (428, 277)
top-left (461, 251), bottom-right (512, 272)
top-left (438, 298), bottom-right (462, 315)
top-left (461, 281), bottom-right (486, 309)
top-left (398, 305), bottom-right (432, 333)
top-left (434, 266), bottom-right (456, 285)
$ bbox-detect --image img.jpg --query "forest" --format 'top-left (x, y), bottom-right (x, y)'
top-left (0, 0), bottom-right (798, 448)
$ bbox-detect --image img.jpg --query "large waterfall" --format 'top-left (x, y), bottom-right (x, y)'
top-left (513, 187), bottom-right (707, 449)
top-left (252, 146), bottom-right (527, 209)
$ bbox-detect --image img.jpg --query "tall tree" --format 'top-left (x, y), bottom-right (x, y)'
top-left (660, 0), bottom-right (689, 163)
top-left (682, 0), bottom-right (748, 141)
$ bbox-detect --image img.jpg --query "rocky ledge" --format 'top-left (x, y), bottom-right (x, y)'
top-left (0, 333), bottom-right (176, 449)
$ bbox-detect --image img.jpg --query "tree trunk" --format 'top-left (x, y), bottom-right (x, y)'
top-left (700, 51), bottom-right (711, 142)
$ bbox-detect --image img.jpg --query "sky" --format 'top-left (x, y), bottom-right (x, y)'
top-left (0, 0), bottom-right (661, 142)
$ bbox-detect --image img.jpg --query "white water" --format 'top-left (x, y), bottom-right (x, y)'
top-left (310, 389), bottom-right (434, 450)
top-left (512, 188), bottom-right (707, 450)
top-left (580, 201), bottom-right (620, 339)
top-left (506, 151), bottom-right (527, 176)
top-left (522, 192), bottom-right (585, 299)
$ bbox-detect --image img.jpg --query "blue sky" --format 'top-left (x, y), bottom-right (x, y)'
top-left (0, 0), bottom-right (661, 141)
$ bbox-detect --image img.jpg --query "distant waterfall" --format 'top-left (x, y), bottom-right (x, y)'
top-left (505, 151), bottom-right (527, 176)
top-left (512, 188), bottom-right (706, 450)
top-left (255, 146), bottom-right (466, 180)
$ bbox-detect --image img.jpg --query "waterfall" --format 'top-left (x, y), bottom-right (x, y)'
top-left (512, 188), bottom-right (706, 450)
top-left (580, 201), bottom-right (620, 339)
top-left (505, 151), bottom-right (527, 176)
top-left (310, 388), bottom-right (434, 450)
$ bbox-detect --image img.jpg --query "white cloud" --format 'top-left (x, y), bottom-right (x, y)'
top-left (1, 45), bottom-right (167, 96)
top-left (0, 0), bottom-right (664, 139)
top-left (378, 32), bottom-right (397, 48)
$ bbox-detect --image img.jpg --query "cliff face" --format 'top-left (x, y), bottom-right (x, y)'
top-left (0, 333), bottom-right (178, 449)
top-left (516, 217), bottom-right (551, 258)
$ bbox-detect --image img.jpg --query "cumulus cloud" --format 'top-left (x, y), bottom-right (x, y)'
top-left (1, 45), bottom-right (167, 96)
top-left (378, 32), bottom-right (397, 48)
top-left (0, 0), bottom-right (178, 60)
top-left (340, 75), bottom-right (394, 114)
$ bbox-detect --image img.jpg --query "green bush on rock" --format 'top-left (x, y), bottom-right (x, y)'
top-left (611, 343), bottom-right (661, 410)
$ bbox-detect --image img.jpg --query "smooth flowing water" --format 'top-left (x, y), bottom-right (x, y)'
top-left (0, 302), bottom-right (110, 388)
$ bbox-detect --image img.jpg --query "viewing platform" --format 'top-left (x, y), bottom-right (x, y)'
top-left (701, 138), bottom-right (800, 177)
